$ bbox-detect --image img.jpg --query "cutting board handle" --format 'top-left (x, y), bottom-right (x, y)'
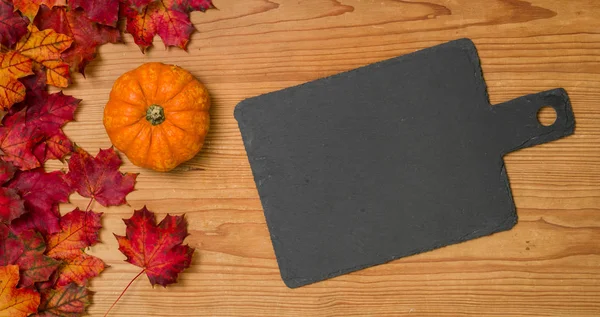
top-left (490, 88), bottom-right (575, 154)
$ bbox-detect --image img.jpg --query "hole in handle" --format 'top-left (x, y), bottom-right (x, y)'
top-left (537, 106), bottom-right (557, 127)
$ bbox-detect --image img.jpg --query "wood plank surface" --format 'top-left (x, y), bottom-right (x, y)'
top-left (46, 0), bottom-right (600, 316)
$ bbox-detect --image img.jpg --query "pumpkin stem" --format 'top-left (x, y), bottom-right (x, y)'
top-left (146, 104), bottom-right (165, 125)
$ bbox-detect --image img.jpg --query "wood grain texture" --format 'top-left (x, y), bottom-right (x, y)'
top-left (45, 0), bottom-right (600, 315)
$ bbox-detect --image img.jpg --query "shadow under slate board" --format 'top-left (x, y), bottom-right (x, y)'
top-left (234, 38), bottom-right (575, 288)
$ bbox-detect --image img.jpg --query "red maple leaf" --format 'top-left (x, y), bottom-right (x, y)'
top-left (0, 109), bottom-right (39, 170)
top-left (0, 161), bottom-right (22, 225)
top-left (66, 147), bottom-right (137, 207)
top-left (25, 91), bottom-right (79, 162)
top-left (0, 0), bottom-right (29, 47)
top-left (0, 187), bottom-right (26, 223)
top-left (121, 1), bottom-right (194, 52)
top-left (116, 206), bottom-right (194, 286)
top-left (16, 229), bottom-right (62, 288)
top-left (0, 72), bottom-right (79, 169)
top-left (68, 0), bottom-right (119, 26)
top-left (9, 169), bottom-right (72, 234)
top-left (0, 225), bottom-right (61, 288)
top-left (0, 223), bottom-right (23, 265)
top-left (106, 206), bottom-right (194, 315)
top-left (0, 160), bottom-right (16, 184)
top-left (19, 91), bottom-right (79, 132)
top-left (33, 131), bottom-right (71, 163)
top-left (121, 0), bottom-right (214, 52)
top-left (34, 283), bottom-right (91, 317)
top-left (35, 5), bottom-right (121, 75)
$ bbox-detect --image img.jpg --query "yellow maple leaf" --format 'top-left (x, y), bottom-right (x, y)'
top-left (0, 51), bottom-right (32, 108)
top-left (0, 265), bottom-right (41, 317)
top-left (0, 25), bottom-right (73, 109)
top-left (0, 51), bottom-right (33, 78)
top-left (0, 76), bottom-right (26, 109)
top-left (43, 60), bottom-right (70, 88)
top-left (15, 25), bottom-right (72, 64)
top-left (54, 253), bottom-right (106, 287)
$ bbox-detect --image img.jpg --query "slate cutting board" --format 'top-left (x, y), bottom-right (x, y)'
top-left (234, 38), bottom-right (575, 288)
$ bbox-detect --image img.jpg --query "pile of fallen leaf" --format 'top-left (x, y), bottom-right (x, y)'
top-left (0, 0), bottom-right (207, 315)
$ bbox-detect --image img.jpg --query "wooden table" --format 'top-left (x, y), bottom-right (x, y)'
top-left (52, 0), bottom-right (600, 316)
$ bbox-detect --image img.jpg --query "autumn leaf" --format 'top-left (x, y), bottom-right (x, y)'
top-left (15, 25), bottom-right (72, 63)
top-left (46, 208), bottom-right (102, 259)
top-left (0, 162), bottom-right (14, 183)
top-left (0, 51), bottom-right (33, 82)
top-left (115, 206), bottom-right (194, 286)
top-left (121, 1), bottom-right (194, 51)
top-left (35, 6), bottom-right (121, 75)
top-left (0, 161), bottom-right (15, 184)
top-left (0, 76), bottom-right (79, 169)
top-left (54, 253), bottom-right (105, 287)
top-left (0, 265), bottom-right (40, 317)
top-left (0, 25), bottom-right (73, 109)
top-left (34, 132), bottom-right (72, 163)
top-left (105, 206), bottom-right (194, 316)
top-left (20, 90), bottom-right (79, 162)
top-left (121, 0), bottom-right (215, 52)
top-left (18, 230), bottom-right (62, 287)
top-left (0, 224), bottom-right (23, 266)
top-left (0, 51), bottom-right (33, 108)
top-left (0, 76), bottom-right (27, 109)
top-left (12, 0), bottom-right (66, 20)
top-left (0, 187), bottom-right (26, 223)
top-left (69, 0), bottom-right (119, 26)
top-left (34, 283), bottom-right (91, 317)
top-left (45, 208), bottom-right (106, 286)
top-left (66, 147), bottom-right (137, 207)
top-left (0, 0), bottom-right (29, 47)
top-left (19, 67), bottom-right (47, 94)
top-left (0, 228), bottom-right (61, 288)
top-left (20, 90), bottom-right (78, 132)
top-left (0, 109), bottom-right (38, 169)
top-left (14, 25), bottom-right (73, 88)
top-left (9, 169), bottom-right (72, 234)
top-left (40, 60), bottom-right (70, 87)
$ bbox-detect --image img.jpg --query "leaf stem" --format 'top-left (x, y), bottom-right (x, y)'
top-left (103, 269), bottom-right (145, 317)
top-left (85, 198), bottom-right (94, 211)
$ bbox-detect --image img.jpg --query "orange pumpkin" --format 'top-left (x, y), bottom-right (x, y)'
top-left (103, 62), bottom-right (210, 172)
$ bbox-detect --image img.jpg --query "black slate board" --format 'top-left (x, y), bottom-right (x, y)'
top-left (234, 38), bottom-right (575, 288)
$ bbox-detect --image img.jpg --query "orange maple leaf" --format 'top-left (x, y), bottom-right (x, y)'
top-left (12, 0), bottom-right (66, 20)
top-left (0, 76), bottom-right (26, 110)
top-left (0, 25), bottom-right (73, 109)
top-left (46, 208), bottom-right (102, 259)
top-left (45, 209), bottom-right (106, 287)
top-left (0, 265), bottom-right (41, 317)
top-left (15, 25), bottom-right (73, 88)
top-left (54, 253), bottom-right (106, 287)
top-left (0, 51), bottom-right (32, 108)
